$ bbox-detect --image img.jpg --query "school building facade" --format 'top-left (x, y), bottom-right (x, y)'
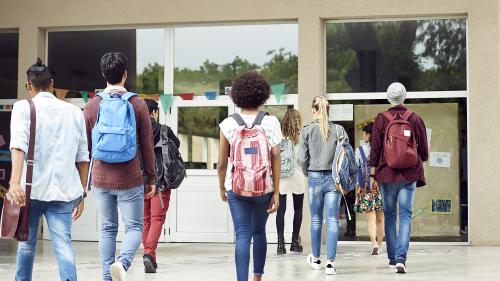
top-left (0, 0), bottom-right (499, 246)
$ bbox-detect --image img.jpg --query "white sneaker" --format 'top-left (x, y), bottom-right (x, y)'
top-left (306, 254), bottom-right (322, 270)
top-left (389, 263), bottom-right (396, 269)
top-left (395, 263), bottom-right (407, 274)
top-left (110, 262), bottom-right (127, 281)
top-left (325, 262), bottom-right (336, 275)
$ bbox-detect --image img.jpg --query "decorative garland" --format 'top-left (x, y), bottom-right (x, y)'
top-left (356, 118), bottom-right (375, 130)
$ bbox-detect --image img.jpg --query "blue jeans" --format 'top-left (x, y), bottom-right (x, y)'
top-left (16, 198), bottom-right (80, 281)
top-left (227, 190), bottom-right (272, 281)
top-left (381, 181), bottom-right (416, 264)
top-left (94, 186), bottom-right (144, 281)
top-left (308, 171), bottom-right (342, 260)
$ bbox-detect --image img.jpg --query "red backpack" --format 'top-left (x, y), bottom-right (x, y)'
top-left (230, 112), bottom-right (273, 197)
top-left (381, 110), bottom-right (418, 169)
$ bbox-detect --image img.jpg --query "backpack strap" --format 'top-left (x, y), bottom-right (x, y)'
top-left (252, 112), bottom-right (269, 127)
top-left (401, 110), bottom-right (414, 121)
top-left (231, 113), bottom-right (246, 127)
top-left (121, 92), bottom-right (138, 101)
top-left (381, 111), bottom-right (395, 122)
top-left (97, 92), bottom-right (111, 101)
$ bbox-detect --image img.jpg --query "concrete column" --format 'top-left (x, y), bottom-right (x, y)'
top-left (17, 25), bottom-right (45, 100)
top-left (297, 15), bottom-right (325, 247)
top-left (467, 0), bottom-right (500, 246)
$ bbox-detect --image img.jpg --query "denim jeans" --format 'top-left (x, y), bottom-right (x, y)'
top-left (308, 171), bottom-right (342, 260)
top-left (381, 181), bottom-right (417, 264)
top-left (94, 186), bottom-right (144, 281)
top-left (227, 190), bottom-right (272, 281)
top-left (16, 198), bottom-right (80, 281)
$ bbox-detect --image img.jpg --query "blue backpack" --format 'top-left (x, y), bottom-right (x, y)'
top-left (91, 92), bottom-right (138, 163)
top-left (331, 125), bottom-right (358, 220)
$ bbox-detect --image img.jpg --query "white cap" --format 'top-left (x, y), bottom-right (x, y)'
top-left (387, 82), bottom-right (407, 106)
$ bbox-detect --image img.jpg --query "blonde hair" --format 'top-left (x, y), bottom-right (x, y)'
top-left (312, 96), bottom-right (330, 143)
top-left (282, 109), bottom-right (302, 145)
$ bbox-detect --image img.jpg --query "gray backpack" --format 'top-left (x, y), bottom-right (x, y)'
top-left (280, 138), bottom-right (295, 178)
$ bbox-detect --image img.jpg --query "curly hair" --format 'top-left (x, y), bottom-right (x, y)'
top-left (230, 71), bottom-right (270, 109)
top-left (282, 109), bottom-right (302, 145)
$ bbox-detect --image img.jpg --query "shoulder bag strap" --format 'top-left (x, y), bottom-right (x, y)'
top-left (25, 100), bottom-right (36, 199)
top-left (358, 146), bottom-right (367, 162)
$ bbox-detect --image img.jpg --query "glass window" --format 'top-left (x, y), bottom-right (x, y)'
top-left (178, 107), bottom-right (228, 170)
top-left (261, 105), bottom-right (294, 123)
top-left (326, 19), bottom-right (467, 93)
top-left (330, 99), bottom-right (467, 242)
top-left (0, 32), bottom-right (19, 99)
top-left (47, 28), bottom-right (164, 97)
top-left (174, 24), bottom-right (298, 96)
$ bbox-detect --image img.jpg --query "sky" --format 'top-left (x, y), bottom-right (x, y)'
top-left (135, 24), bottom-right (298, 73)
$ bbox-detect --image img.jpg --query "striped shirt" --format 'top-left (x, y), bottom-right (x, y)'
top-left (219, 114), bottom-right (283, 190)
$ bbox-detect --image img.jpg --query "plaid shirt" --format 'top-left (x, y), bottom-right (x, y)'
top-left (369, 105), bottom-right (429, 187)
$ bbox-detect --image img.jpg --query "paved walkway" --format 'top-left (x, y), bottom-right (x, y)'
top-left (1, 241), bottom-right (499, 280)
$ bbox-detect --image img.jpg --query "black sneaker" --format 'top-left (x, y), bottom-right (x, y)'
top-left (143, 254), bottom-right (157, 273)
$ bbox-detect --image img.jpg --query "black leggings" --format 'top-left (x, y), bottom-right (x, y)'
top-left (276, 193), bottom-right (304, 238)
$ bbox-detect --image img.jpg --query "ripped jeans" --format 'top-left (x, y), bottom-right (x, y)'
top-left (16, 198), bottom-right (80, 281)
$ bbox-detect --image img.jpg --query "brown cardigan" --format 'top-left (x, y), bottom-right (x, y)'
top-left (83, 95), bottom-right (155, 190)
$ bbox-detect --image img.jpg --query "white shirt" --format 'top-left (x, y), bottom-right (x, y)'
top-left (219, 114), bottom-right (283, 190)
top-left (10, 92), bottom-right (89, 202)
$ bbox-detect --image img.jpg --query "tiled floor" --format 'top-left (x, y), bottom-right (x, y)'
top-left (1, 240), bottom-right (499, 280)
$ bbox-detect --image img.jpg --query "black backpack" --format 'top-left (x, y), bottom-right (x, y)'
top-left (156, 125), bottom-right (186, 190)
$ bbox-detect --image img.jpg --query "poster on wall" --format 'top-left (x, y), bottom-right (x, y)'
top-left (431, 198), bottom-right (453, 214)
top-left (429, 152), bottom-right (451, 168)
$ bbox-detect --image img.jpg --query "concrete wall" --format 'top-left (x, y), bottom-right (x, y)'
top-left (0, 0), bottom-right (499, 245)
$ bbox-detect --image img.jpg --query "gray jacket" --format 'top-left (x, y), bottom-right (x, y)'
top-left (297, 121), bottom-right (348, 176)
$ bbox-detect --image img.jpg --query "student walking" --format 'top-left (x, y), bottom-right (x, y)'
top-left (369, 82), bottom-right (428, 274)
top-left (217, 71), bottom-right (281, 281)
top-left (7, 59), bottom-right (89, 281)
top-left (83, 52), bottom-right (156, 281)
top-left (354, 122), bottom-right (385, 255)
top-left (297, 96), bottom-right (350, 275)
top-left (141, 99), bottom-right (180, 273)
top-left (276, 109), bottom-right (304, 255)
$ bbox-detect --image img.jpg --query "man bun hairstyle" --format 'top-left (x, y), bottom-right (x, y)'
top-left (230, 71), bottom-right (270, 109)
top-left (100, 52), bottom-right (128, 84)
top-left (26, 58), bottom-right (53, 90)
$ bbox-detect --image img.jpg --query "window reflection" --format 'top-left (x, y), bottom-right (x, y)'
top-left (178, 107), bottom-right (228, 170)
top-left (0, 32), bottom-right (18, 99)
top-left (261, 105), bottom-right (294, 123)
top-left (174, 24), bottom-right (298, 96)
top-left (47, 29), bottom-right (165, 97)
top-left (326, 19), bottom-right (467, 93)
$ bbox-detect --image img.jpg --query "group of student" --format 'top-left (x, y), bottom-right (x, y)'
top-left (4, 51), bottom-right (428, 281)
top-left (6, 53), bottom-right (178, 281)
top-left (216, 72), bottom-right (428, 280)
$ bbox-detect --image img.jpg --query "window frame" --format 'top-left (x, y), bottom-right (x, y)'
top-left (325, 16), bottom-right (470, 245)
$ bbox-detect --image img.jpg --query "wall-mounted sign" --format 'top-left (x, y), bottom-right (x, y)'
top-left (431, 198), bottom-right (452, 214)
top-left (329, 104), bottom-right (353, 121)
top-left (429, 152), bottom-right (451, 168)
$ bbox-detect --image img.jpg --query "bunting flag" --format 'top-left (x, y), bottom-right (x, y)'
top-left (79, 91), bottom-right (89, 103)
top-left (271, 83), bottom-right (286, 104)
top-left (54, 88), bottom-right (69, 100)
top-left (160, 94), bottom-right (173, 113)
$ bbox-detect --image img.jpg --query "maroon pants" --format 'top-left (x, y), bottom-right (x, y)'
top-left (142, 189), bottom-right (171, 261)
